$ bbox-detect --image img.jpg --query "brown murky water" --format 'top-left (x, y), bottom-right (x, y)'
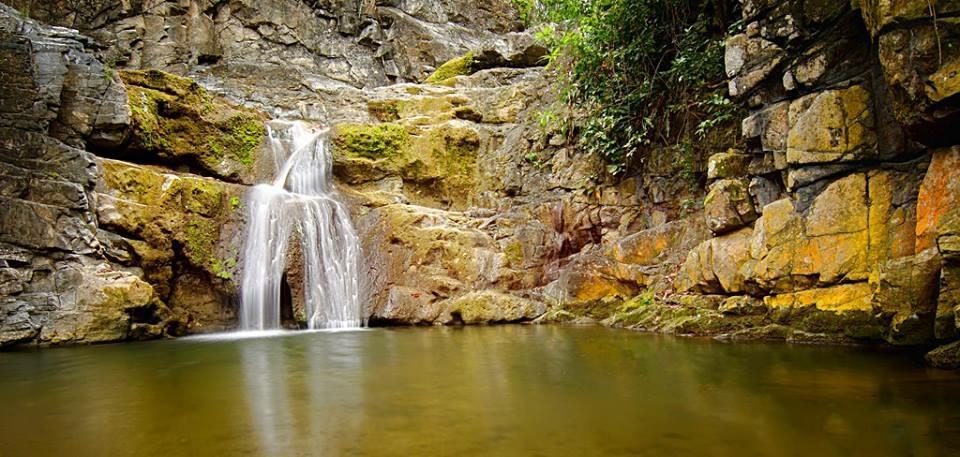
top-left (1, 326), bottom-right (958, 457)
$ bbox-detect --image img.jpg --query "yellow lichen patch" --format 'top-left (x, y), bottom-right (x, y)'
top-left (786, 85), bottom-right (876, 164)
top-left (764, 282), bottom-right (874, 313)
top-left (805, 173), bottom-right (867, 237)
top-left (867, 170), bottom-right (917, 266)
top-left (504, 241), bottom-right (524, 267)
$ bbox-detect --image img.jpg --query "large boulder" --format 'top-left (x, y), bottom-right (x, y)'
top-left (95, 159), bottom-right (245, 331)
top-left (871, 248), bottom-right (942, 345)
top-left (434, 291), bottom-right (546, 324)
top-left (925, 340), bottom-right (960, 369)
top-left (764, 282), bottom-right (884, 340)
top-left (333, 119), bottom-right (481, 210)
top-left (725, 33), bottom-right (784, 98)
top-left (676, 227), bottom-right (755, 294)
top-left (356, 203), bottom-right (545, 325)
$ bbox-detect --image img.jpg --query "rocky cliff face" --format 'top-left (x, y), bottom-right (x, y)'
top-left (2, 0), bottom-right (959, 363)
top-left (6, 0), bottom-right (523, 87)
top-left (540, 1), bottom-right (960, 357)
top-left (675, 0), bottom-right (960, 349)
top-left (0, 0), bottom-right (554, 345)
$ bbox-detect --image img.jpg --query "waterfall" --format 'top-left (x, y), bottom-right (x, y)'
top-left (239, 121), bottom-right (363, 330)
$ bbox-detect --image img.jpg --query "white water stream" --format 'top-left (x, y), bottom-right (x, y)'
top-left (239, 121), bottom-right (363, 330)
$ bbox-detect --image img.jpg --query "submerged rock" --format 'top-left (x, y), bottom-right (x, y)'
top-left (925, 340), bottom-right (960, 369)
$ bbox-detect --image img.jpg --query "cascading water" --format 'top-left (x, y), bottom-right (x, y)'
top-left (239, 121), bottom-right (363, 330)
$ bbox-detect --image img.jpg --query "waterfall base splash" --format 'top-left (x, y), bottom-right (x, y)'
top-left (239, 121), bottom-right (363, 331)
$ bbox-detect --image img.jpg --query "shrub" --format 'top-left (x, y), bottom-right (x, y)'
top-left (529, 0), bottom-right (743, 177)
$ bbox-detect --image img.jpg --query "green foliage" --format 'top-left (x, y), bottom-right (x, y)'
top-left (536, 109), bottom-right (564, 137)
top-left (229, 196), bottom-right (242, 210)
top-left (211, 255), bottom-right (237, 280)
top-left (524, 151), bottom-right (543, 168)
top-left (512, 0), bottom-right (537, 25)
top-left (530, 0), bottom-right (742, 176)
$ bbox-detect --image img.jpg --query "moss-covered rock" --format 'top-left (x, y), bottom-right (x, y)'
top-left (435, 291), bottom-right (546, 324)
top-left (95, 159), bottom-right (245, 330)
top-left (333, 123), bottom-right (409, 159)
top-left (333, 121), bottom-right (481, 209)
top-left (119, 70), bottom-right (267, 183)
top-left (605, 297), bottom-right (767, 336)
top-left (425, 52), bottom-right (476, 84)
top-left (925, 340), bottom-right (960, 369)
top-left (36, 264), bottom-right (157, 345)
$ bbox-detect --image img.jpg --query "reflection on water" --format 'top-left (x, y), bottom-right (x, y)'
top-left (1, 326), bottom-right (959, 456)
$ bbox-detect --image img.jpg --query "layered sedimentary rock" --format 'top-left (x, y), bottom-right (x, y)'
top-left (522, 0), bottom-right (960, 357)
top-left (0, 0), bottom-right (559, 343)
top-left (2, 0), bottom-right (960, 362)
top-left (5, 0), bottom-right (524, 87)
top-left (661, 0), bottom-right (960, 349)
top-left (0, 4), bottom-right (254, 345)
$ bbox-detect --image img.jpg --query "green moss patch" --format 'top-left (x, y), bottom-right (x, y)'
top-left (424, 52), bottom-right (475, 84)
top-left (333, 123), bottom-right (410, 159)
top-left (181, 216), bottom-right (218, 268)
top-left (206, 114), bottom-right (266, 166)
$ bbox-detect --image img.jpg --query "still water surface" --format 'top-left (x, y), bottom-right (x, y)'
top-left (1, 326), bottom-right (958, 457)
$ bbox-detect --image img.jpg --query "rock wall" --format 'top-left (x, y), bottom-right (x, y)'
top-left (662, 0), bottom-right (960, 350)
top-left (0, 0), bottom-right (558, 345)
top-left (3, 0), bottom-right (960, 363)
top-left (6, 0), bottom-right (523, 88)
top-left (1, 5), bottom-right (167, 345)
top-left (0, 4), bottom-right (263, 345)
top-left (543, 1), bottom-right (960, 357)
